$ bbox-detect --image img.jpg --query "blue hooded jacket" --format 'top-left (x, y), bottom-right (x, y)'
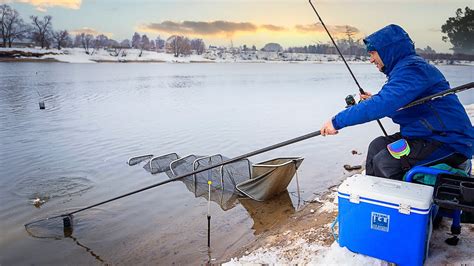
top-left (332, 24), bottom-right (474, 159)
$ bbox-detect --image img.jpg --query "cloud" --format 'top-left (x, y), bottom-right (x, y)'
top-left (139, 20), bottom-right (286, 37)
top-left (12, 0), bottom-right (81, 11)
top-left (295, 23), bottom-right (360, 36)
top-left (261, 24), bottom-right (286, 31)
top-left (70, 27), bottom-right (113, 38)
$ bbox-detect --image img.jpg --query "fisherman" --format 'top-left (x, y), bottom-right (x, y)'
top-left (320, 24), bottom-right (474, 180)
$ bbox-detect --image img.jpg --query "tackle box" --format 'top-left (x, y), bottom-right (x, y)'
top-left (434, 173), bottom-right (474, 212)
top-left (337, 174), bottom-right (434, 266)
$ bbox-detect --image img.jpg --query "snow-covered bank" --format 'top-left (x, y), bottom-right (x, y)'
top-left (1, 47), bottom-right (473, 65)
top-left (226, 105), bottom-right (474, 265)
top-left (0, 48), bottom-right (213, 63)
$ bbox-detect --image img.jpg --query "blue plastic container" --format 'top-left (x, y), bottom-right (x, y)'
top-left (338, 174), bottom-right (434, 266)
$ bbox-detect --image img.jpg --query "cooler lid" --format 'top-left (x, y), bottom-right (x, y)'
top-left (338, 174), bottom-right (433, 211)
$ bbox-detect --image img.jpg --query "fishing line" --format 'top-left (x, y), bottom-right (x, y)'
top-left (35, 72), bottom-right (45, 110)
top-left (308, 0), bottom-right (388, 137)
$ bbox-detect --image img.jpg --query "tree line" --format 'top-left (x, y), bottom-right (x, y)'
top-left (1, 3), bottom-right (472, 56)
top-left (0, 4), bottom-right (206, 57)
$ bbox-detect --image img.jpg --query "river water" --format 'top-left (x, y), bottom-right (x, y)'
top-left (0, 62), bottom-right (472, 264)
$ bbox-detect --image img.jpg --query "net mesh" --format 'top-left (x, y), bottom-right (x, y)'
top-left (128, 153), bottom-right (302, 207)
top-left (25, 215), bottom-right (70, 240)
top-left (143, 153), bottom-right (179, 174)
top-left (127, 154), bottom-right (153, 166)
top-left (128, 153), bottom-right (253, 194)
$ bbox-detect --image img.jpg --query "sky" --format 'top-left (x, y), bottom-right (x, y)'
top-left (2, 0), bottom-right (472, 53)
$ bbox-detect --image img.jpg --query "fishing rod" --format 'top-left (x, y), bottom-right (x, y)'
top-left (25, 130), bottom-right (322, 229)
top-left (400, 82), bottom-right (474, 110)
top-left (308, 0), bottom-right (388, 137)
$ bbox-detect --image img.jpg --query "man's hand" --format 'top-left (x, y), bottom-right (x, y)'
top-left (321, 120), bottom-right (338, 136)
top-left (360, 91), bottom-right (372, 100)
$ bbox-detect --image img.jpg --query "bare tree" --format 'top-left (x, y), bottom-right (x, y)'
top-left (150, 39), bottom-right (155, 51)
top-left (1, 4), bottom-right (29, 48)
top-left (344, 26), bottom-right (356, 45)
top-left (131, 32), bottom-right (141, 49)
top-left (120, 39), bottom-right (130, 48)
top-left (138, 34), bottom-right (150, 56)
top-left (78, 33), bottom-right (94, 54)
top-left (73, 34), bottom-right (81, 47)
top-left (141, 35), bottom-right (150, 49)
top-left (92, 34), bottom-right (108, 54)
top-left (30, 15), bottom-right (53, 49)
top-left (190, 38), bottom-right (205, 55)
top-left (155, 36), bottom-right (165, 51)
top-left (52, 30), bottom-right (70, 50)
top-left (107, 38), bottom-right (119, 48)
top-left (166, 35), bottom-right (191, 57)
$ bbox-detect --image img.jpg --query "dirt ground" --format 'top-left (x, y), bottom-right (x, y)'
top-left (228, 186), bottom-right (340, 261)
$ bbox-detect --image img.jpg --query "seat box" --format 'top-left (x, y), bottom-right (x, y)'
top-left (338, 174), bottom-right (434, 266)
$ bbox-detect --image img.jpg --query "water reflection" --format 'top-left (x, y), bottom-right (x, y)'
top-left (168, 75), bottom-right (204, 88)
top-left (177, 172), bottom-right (296, 235)
top-left (26, 222), bottom-right (106, 264)
top-left (67, 235), bottom-right (106, 264)
top-left (240, 191), bottom-right (295, 235)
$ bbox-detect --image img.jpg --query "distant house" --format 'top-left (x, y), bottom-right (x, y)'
top-left (262, 43), bottom-right (283, 52)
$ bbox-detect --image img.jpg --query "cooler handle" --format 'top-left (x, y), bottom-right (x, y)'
top-left (376, 179), bottom-right (402, 189)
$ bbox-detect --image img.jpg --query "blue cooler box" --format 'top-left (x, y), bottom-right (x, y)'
top-left (338, 174), bottom-right (434, 266)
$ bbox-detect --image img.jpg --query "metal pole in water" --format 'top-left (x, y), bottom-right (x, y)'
top-left (207, 180), bottom-right (212, 248)
top-left (35, 89), bottom-right (45, 110)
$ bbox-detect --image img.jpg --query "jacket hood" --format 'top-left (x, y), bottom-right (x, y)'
top-left (363, 24), bottom-right (416, 75)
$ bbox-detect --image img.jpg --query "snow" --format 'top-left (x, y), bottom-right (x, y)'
top-left (317, 196), bottom-right (338, 214)
top-left (226, 240), bottom-right (383, 265)
top-left (42, 48), bottom-right (216, 64)
top-left (3, 47), bottom-right (472, 65)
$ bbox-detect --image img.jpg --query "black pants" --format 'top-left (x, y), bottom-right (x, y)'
top-left (365, 133), bottom-right (466, 180)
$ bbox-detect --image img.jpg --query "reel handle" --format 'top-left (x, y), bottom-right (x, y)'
top-left (345, 94), bottom-right (356, 108)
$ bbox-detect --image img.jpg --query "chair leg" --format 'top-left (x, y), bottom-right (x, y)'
top-left (445, 210), bottom-right (462, 246)
top-left (451, 210), bottom-right (462, 235)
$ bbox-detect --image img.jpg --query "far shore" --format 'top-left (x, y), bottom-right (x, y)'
top-left (0, 57), bottom-right (61, 63)
top-left (1, 48), bottom-right (473, 66)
